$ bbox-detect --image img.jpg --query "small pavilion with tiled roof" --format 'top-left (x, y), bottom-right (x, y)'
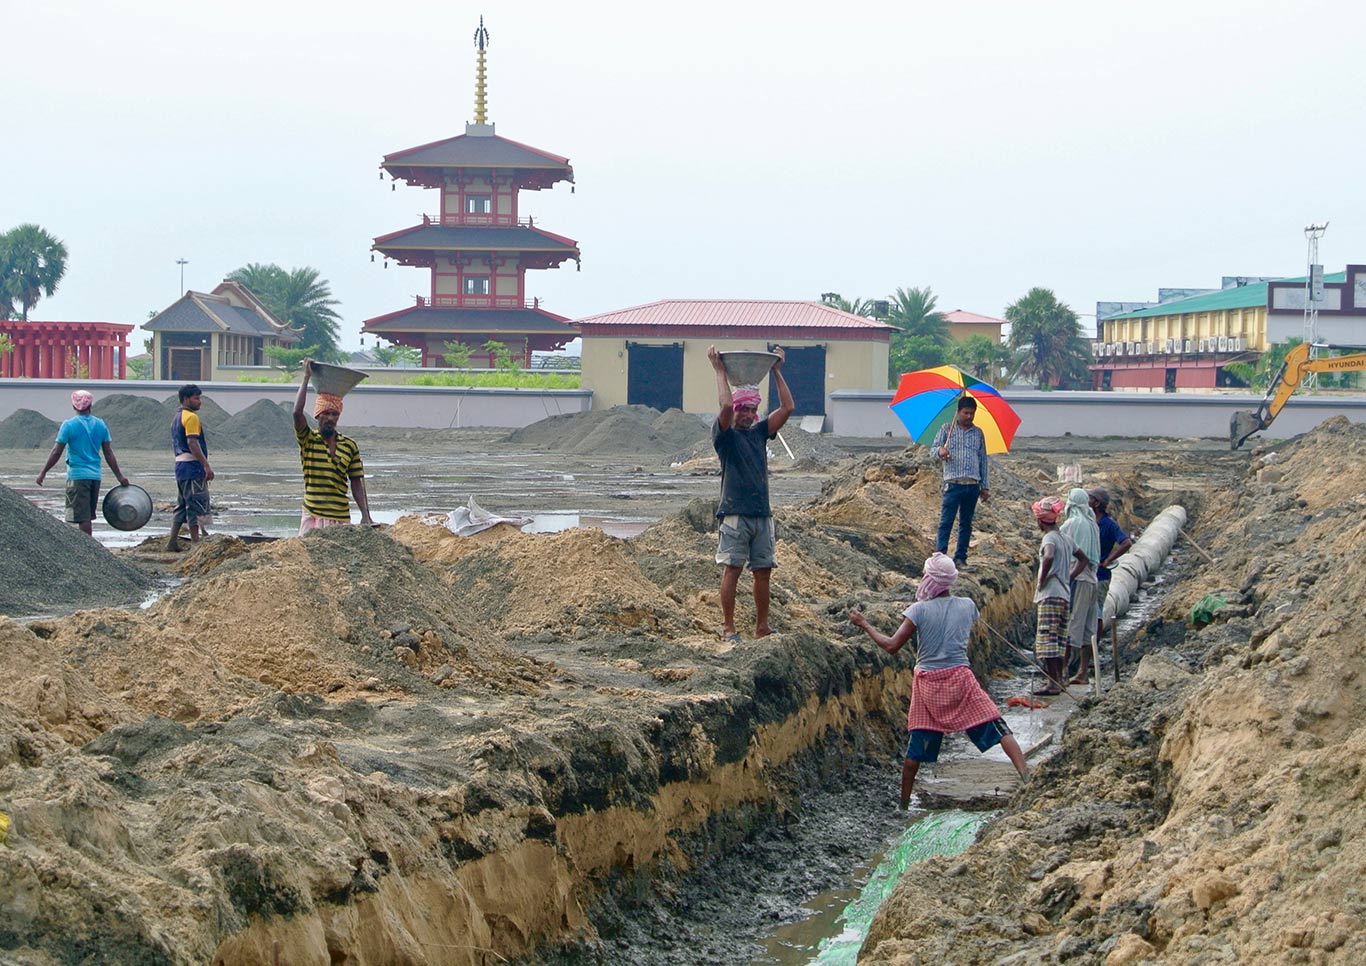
top-left (575, 299), bottom-right (894, 417)
top-left (362, 18), bottom-right (579, 367)
top-left (143, 281), bottom-right (300, 381)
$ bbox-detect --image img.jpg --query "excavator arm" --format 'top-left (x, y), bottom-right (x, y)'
top-left (1231, 342), bottom-right (1366, 448)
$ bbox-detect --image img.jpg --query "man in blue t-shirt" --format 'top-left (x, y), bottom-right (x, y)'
top-left (708, 345), bottom-right (795, 642)
top-left (36, 389), bottom-right (129, 536)
top-left (1088, 487), bottom-right (1133, 645)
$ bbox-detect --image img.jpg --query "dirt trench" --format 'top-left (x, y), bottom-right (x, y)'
top-left (0, 437), bottom-right (1213, 965)
top-left (859, 418), bottom-right (1366, 965)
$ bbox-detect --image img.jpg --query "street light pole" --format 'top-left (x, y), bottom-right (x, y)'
top-left (176, 258), bottom-right (189, 296)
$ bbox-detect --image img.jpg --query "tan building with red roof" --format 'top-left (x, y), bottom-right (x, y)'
top-left (943, 309), bottom-right (1005, 344)
top-left (575, 299), bottom-right (894, 419)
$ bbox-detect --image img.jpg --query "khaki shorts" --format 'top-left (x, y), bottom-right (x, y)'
top-left (716, 514), bottom-right (776, 570)
top-left (65, 479), bottom-right (100, 524)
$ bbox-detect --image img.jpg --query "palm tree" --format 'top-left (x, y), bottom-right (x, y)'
top-left (885, 286), bottom-right (949, 343)
top-left (227, 263), bottom-right (343, 361)
top-left (1, 224), bottom-right (69, 321)
top-left (1005, 288), bottom-right (1093, 389)
top-left (949, 334), bottom-right (1012, 385)
top-left (881, 286), bottom-right (950, 386)
top-left (819, 293), bottom-right (879, 317)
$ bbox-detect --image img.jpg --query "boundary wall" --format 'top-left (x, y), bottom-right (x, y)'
top-left (0, 379), bottom-right (592, 429)
top-left (829, 389), bottom-right (1366, 440)
top-left (3, 379), bottom-right (1364, 439)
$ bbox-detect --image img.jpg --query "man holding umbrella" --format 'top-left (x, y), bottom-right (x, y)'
top-left (931, 396), bottom-right (989, 571)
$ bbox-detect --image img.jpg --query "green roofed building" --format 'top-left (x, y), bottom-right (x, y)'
top-left (1093, 267), bottom-right (1365, 390)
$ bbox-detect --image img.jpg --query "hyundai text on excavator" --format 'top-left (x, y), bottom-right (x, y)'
top-left (1230, 342), bottom-right (1366, 448)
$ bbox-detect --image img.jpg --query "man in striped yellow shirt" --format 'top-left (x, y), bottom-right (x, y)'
top-left (292, 361), bottom-right (374, 534)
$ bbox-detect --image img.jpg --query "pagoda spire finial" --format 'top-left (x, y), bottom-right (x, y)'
top-left (473, 16), bottom-right (490, 125)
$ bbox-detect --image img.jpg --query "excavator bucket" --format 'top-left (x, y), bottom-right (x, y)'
top-left (1230, 410), bottom-right (1264, 450)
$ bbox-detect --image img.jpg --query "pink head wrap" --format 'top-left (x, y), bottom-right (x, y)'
top-left (1032, 497), bottom-right (1064, 525)
top-left (916, 552), bottom-right (959, 601)
top-left (314, 393), bottom-right (344, 417)
top-left (71, 390), bottom-right (94, 412)
top-left (731, 387), bottom-right (762, 410)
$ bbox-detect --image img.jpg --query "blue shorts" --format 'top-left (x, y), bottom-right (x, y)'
top-left (905, 718), bottom-right (1011, 763)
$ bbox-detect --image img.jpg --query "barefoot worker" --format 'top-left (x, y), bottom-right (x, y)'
top-left (166, 383), bottom-right (214, 551)
top-left (848, 552), bottom-right (1030, 809)
top-left (292, 361), bottom-right (374, 534)
top-left (707, 344), bottom-right (795, 641)
top-left (1031, 496), bottom-right (1089, 695)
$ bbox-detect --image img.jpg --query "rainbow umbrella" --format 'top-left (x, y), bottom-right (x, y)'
top-left (889, 365), bottom-right (1020, 454)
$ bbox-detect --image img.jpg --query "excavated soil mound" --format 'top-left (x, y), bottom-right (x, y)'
top-left (861, 419), bottom-right (1366, 965)
top-left (0, 483), bottom-right (152, 616)
top-left (506, 404), bottom-right (709, 456)
top-left (0, 437), bottom-right (1192, 964)
top-left (0, 408), bottom-right (60, 448)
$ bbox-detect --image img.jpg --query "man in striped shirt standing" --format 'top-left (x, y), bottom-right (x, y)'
top-left (292, 361), bottom-right (374, 535)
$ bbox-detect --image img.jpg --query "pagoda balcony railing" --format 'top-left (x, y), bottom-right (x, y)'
top-left (421, 213), bottom-right (536, 228)
top-left (415, 295), bottom-right (544, 310)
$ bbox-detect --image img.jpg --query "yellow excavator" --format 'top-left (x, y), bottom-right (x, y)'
top-left (1231, 342), bottom-right (1366, 448)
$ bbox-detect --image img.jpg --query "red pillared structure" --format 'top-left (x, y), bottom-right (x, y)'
top-left (0, 320), bottom-right (134, 380)
top-left (361, 19), bottom-right (580, 366)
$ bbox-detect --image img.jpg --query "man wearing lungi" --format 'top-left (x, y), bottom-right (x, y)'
top-left (848, 552), bottom-right (1030, 809)
top-left (1032, 497), bottom-right (1089, 695)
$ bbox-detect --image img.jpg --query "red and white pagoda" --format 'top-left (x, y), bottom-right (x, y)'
top-left (362, 19), bottom-right (580, 367)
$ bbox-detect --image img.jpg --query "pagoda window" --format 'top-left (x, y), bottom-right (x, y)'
top-left (465, 276), bottom-right (491, 296)
top-left (466, 195), bottom-right (492, 215)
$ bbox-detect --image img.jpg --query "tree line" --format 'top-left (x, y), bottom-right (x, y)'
top-left (822, 285), bottom-right (1094, 389)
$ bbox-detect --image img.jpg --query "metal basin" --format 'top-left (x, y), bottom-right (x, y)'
top-left (309, 362), bottom-right (368, 397)
top-left (719, 351), bottom-right (780, 387)
top-left (102, 484), bottom-right (154, 532)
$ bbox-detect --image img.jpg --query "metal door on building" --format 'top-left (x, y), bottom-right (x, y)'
top-left (169, 348), bottom-right (202, 381)
top-left (626, 342), bottom-right (684, 411)
top-left (768, 344), bottom-right (825, 416)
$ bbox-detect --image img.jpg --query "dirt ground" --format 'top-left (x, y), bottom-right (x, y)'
top-left (5, 410), bottom-right (1356, 965)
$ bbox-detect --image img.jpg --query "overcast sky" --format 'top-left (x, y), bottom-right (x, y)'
top-left (7, 0), bottom-right (1365, 347)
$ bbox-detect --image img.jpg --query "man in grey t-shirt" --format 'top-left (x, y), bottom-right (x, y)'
top-left (848, 552), bottom-right (1029, 808)
top-left (708, 345), bottom-right (794, 642)
top-left (1031, 497), bottom-right (1089, 695)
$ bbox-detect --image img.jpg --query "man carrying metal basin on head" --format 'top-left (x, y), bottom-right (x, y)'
top-left (707, 345), bottom-right (795, 642)
top-left (292, 360), bottom-right (374, 534)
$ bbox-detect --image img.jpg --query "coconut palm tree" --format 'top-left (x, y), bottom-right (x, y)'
top-left (227, 263), bottom-right (343, 361)
top-left (819, 293), bottom-right (880, 317)
top-left (1005, 287), bottom-right (1093, 389)
top-left (885, 286), bottom-right (949, 343)
top-left (949, 334), bottom-right (1013, 385)
top-left (1, 224), bottom-right (69, 321)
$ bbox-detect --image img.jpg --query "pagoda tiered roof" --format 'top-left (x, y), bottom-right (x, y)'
top-left (372, 224), bottom-right (580, 269)
top-left (382, 133), bottom-right (574, 190)
top-left (362, 303), bottom-right (576, 340)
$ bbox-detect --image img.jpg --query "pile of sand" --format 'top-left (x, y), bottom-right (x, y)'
top-left (505, 405), bottom-right (709, 456)
top-left (0, 483), bottom-right (152, 617)
top-left (0, 409), bottom-right (61, 448)
top-left (0, 394), bottom-right (295, 452)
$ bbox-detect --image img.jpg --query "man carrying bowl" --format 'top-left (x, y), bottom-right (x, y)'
top-left (707, 345), bottom-right (795, 641)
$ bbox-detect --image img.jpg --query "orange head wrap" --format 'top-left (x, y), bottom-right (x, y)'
top-left (314, 393), bottom-right (344, 417)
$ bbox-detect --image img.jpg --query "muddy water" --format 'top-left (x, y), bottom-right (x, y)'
top-left (0, 438), bottom-right (832, 547)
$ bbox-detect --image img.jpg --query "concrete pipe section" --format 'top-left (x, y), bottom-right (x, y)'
top-left (1101, 504), bottom-right (1187, 630)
